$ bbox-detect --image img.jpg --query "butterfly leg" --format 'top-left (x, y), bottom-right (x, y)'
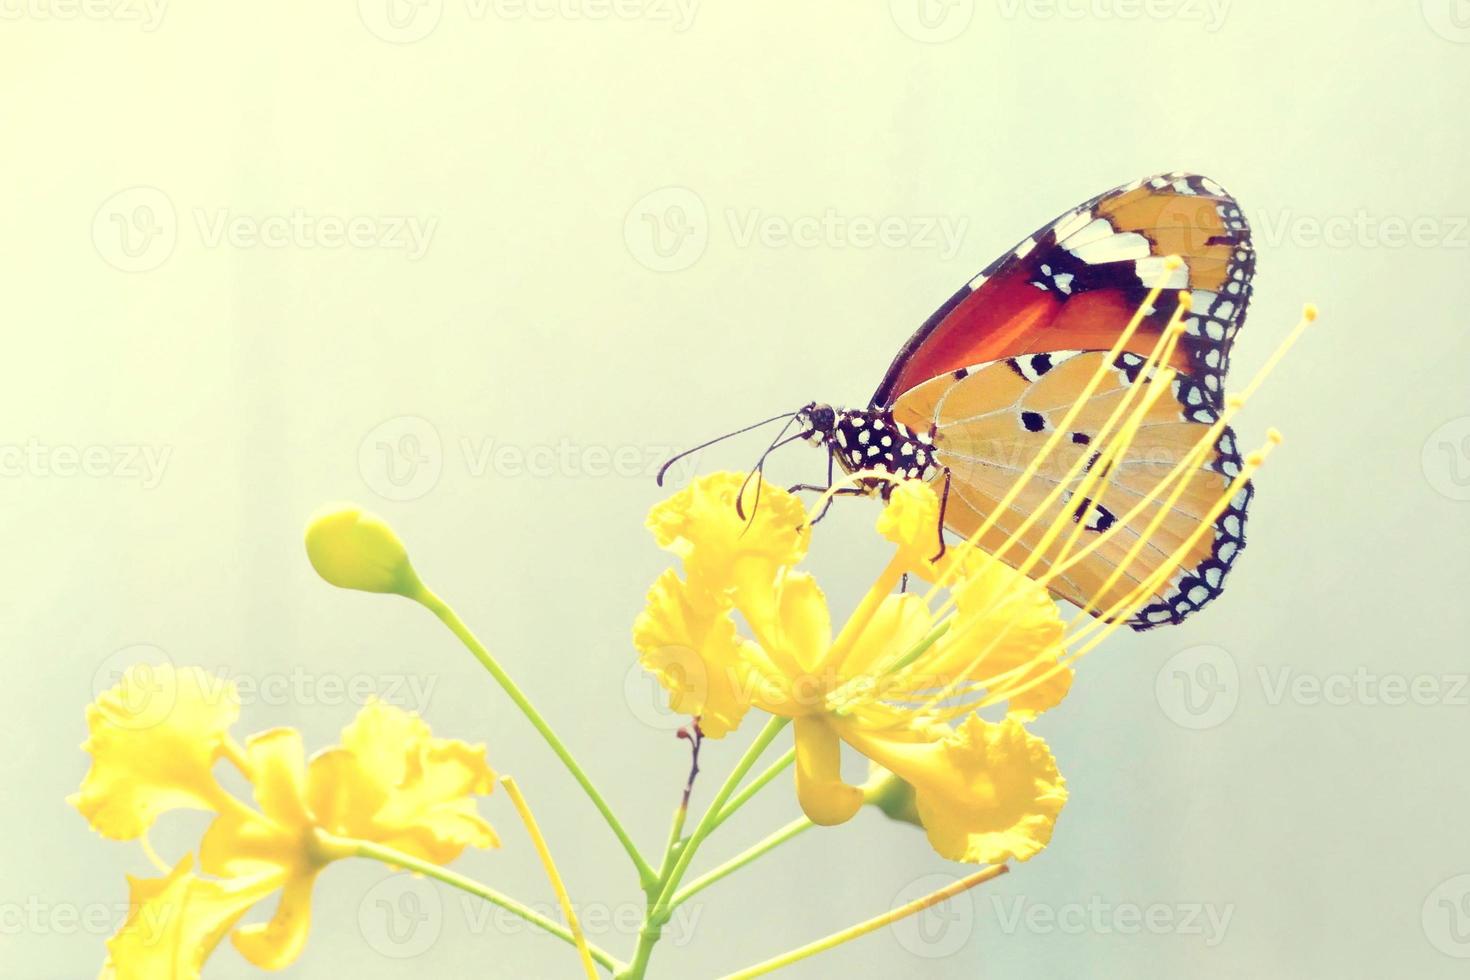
top-left (792, 485), bottom-right (866, 526)
top-left (930, 467), bottom-right (952, 563)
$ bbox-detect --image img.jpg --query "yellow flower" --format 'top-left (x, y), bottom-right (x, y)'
top-left (635, 473), bottom-right (1073, 864)
top-left (73, 665), bottom-right (497, 977)
top-left (305, 505), bottom-right (424, 597)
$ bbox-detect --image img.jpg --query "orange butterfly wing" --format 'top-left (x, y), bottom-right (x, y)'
top-left (879, 173), bottom-right (1255, 629)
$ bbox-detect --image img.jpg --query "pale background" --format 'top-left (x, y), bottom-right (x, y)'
top-left (4, 1), bottom-right (1470, 977)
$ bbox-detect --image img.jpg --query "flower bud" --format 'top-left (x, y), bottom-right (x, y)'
top-left (305, 505), bottom-right (424, 598)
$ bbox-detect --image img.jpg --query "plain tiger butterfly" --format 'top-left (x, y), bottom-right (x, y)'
top-left (666, 172), bottom-right (1257, 631)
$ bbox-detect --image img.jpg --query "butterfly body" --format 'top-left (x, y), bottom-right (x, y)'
top-left (796, 172), bottom-right (1258, 631)
top-left (801, 404), bottom-right (940, 493)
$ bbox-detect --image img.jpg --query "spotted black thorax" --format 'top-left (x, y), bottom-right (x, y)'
top-left (798, 403), bottom-right (939, 495)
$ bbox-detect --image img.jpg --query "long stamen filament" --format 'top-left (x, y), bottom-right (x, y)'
top-left (907, 317), bottom-right (1188, 713)
top-left (983, 435), bottom-right (1279, 708)
top-left (919, 257), bottom-right (1184, 604)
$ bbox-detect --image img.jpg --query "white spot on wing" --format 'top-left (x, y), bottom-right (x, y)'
top-left (1051, 209), bottom-right (1094, 243)
top-left (1071, 231), bottom-right (1152, 265)
top-left (1136, 255), bottom-right (1190, 288)
top-left (1060, 217), bottom-right (1118, 251)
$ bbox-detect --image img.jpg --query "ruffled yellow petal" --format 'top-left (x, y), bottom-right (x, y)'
top-left (646, 473), bottom-right (809, 607)
top-left (71, 665), bottom-right (238, 840)
top-left (633, 568), bottom-right (762, 737)
top-left (100, 855), bottom-right (284, 980)
top-left (231, 871), bottom-right (320, 970)
top-left (793, 715), bottom-right (863, 826)
top-left (200, 729), bottom-right (312, 879)
top-left (306, 701), bottom-right (499, 864)
top-left (836, 714), bottom-right (1066, 865)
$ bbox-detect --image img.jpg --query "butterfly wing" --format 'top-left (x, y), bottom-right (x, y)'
top-left (891, 353), bottom-right (1250, 630)
top-left (880, 173), bottom-right (1255, 630)
top-left (871, 171), bottom-right (1253, 415)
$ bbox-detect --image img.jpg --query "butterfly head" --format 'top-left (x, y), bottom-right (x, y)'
top-left (796, 402), bottom-right (837, 442)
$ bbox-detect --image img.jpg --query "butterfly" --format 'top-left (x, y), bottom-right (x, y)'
top-left (790, 172), bottom-right (1256, 631)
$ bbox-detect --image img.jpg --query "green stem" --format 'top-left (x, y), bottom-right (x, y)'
top-left (706, 748), bottom-right (794, 833)
top-left (651, 717), bottom-right (789, 925)
top-left (620, 806), bottom-right (688, 980)
top-left (341, 834), bottom-right (625, 974)
top-left (670, 816), bottom-right (813, 908)
top-left (415, 588), bottom-right (657, 890)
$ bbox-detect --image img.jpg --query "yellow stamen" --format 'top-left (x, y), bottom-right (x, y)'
top-left (501, 776), bottom-right (598, 980)
top-left (983, 435), bottom-right (1279, 709)
top-left (906, 307), bottom-right (1189, 713)
top-left (1047, 302), bottom-right (1315, 581)
top-left (921, 256), bottom-right (1184, 600)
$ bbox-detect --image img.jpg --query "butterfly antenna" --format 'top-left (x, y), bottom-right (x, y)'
top-left (655, 411), bottom-right (797, 487)
top-left (735, 421), bottom-right (808, 523)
